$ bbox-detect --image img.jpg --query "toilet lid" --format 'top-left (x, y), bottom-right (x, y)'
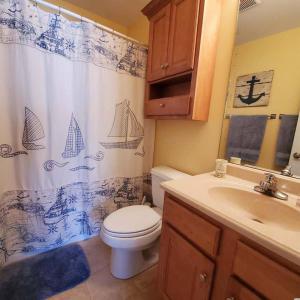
top-left (103, 205), bottom-right (161, 234)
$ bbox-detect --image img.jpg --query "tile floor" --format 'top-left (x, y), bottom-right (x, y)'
top-left (48, 237), bottom-right (162, 300)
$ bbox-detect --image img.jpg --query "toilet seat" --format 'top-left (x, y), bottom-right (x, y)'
top-left (103, 205), bottom-right (161, 238)
top-left (100, 221), bottom-right (162, 250)
top-left (103, 221), bottom-right (161, 238)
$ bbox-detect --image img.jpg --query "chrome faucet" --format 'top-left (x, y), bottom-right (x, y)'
top-left (254, 173), bottom-right (288, 201)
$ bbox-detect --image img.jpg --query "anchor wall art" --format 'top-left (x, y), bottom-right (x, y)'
top-left (233, 70), bottom-right (274, 107)
top-left (0, 0), bottom-right (155, 267)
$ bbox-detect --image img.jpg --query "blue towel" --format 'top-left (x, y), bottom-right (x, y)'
top-left (226, 115), bottom-right (268, 163)
top-left (275, 115), bottom-right (298, 167)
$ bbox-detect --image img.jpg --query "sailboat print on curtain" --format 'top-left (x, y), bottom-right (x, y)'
top-left (62, 114), bottom-right (85, 158)
top-left (22, 107), bottom-right (45, 150)
top-left (100, 100), bottom-right (144, 149)
top-left (43, 187), bottom-right (74, 226)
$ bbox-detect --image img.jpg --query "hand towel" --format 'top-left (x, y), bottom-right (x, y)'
top-left (226, 115), bottom-right (268, 163)
top-left (275, 115), bottom-right (298, 166)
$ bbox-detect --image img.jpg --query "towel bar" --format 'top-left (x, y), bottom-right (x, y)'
top-left (225, 114), bottom-right (277, 120)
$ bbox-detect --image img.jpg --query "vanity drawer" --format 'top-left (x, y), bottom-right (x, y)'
top-left (226, 277), bottom-right (263, 300)
top-left (232, 242), bottom-right (300, 299)
top-left (163, 196), bottom-right (221, 257)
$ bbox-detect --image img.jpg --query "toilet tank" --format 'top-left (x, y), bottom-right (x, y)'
top-left (151, 166), bottom-right (189, 209)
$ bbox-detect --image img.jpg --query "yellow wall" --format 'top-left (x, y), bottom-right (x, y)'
top-left (42, 0), bottom-right (128, 35)
top-left (128, 16), bottom-right (149, 45)
top-left (129, 1), bottom-right (239, 175)
top-left (219, 27), bottom-right (300, 170)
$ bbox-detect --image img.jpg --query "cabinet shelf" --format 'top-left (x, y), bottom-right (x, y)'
top-left (146, 73), bottom-right (192, 116)
top-left (149, 73), bottom-right (192, 100)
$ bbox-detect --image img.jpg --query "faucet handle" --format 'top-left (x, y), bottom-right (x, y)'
top-left (254, 173), bottom-right (288, 200)
top-left (281, 165), bottom-right (293, 177)
top-left (265, 173), bottom-right (276, 181)
top-left (262, 173), bottom-right (277, 191)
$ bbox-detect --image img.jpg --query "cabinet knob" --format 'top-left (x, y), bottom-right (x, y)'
top-left (225, 297), bottom-right (235, 300)
top-left (160, 63), bottom-right (169, 69)
top-left (199, 273), bottom-right (207, 282)
top-left (293, 152), bottom-right (300, 159)
top-left (159, 103), bottom-right (165, 108)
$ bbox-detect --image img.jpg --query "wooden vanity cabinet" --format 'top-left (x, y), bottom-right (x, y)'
top-left (158, 225), bottom-right (214, 300)
top-left (142, 0), bottom-right (223, 120)
top-left (163, 194), bottom-right (220, 257)
top-left (158, 194), bottom-right (300, 300)
top-left (232, 242), bottom-right (300, 300)
top-left (225, 278), bottom-right (263, 300)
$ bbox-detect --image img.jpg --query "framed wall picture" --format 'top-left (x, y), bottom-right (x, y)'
top-left (234, 70), bottom-right (274, 107)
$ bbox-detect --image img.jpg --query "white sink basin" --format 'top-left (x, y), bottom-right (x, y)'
top-left (208, 186), bottom-right (300, 232)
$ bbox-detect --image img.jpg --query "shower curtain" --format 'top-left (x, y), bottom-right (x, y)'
top-left (0, 0), bottom-right (155, 266)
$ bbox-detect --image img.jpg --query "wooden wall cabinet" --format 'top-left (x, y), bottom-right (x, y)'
top-left (142, 0), bottom-right (223, 120)
top-left (158, 195), bottom-right (300, 300)
top-left (146, 3), bottom-right (171, 82)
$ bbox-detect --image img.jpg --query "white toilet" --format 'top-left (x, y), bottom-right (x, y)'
top-left (100, 166), bottom-right (188, 279)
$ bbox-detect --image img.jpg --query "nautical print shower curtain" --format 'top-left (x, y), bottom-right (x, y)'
top-left (0, 0), bottom-right (155, 266)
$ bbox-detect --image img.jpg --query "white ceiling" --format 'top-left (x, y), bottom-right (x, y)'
top-left (64, 0), bottom-right (150, 27)
top-left (237, 0), bottom-right (300, 44)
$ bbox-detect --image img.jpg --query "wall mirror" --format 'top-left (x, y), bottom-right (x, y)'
top-left (219, 0), bottom-right (300, 177)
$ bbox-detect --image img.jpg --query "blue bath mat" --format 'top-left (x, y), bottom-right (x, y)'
top-left (0, 244), bottom-right (90, 300)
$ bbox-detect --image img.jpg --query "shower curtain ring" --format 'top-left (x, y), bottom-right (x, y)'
top-left (58, 6), bottom-right (61, 16)
top-left (34, 0), bottom-right (38, 7)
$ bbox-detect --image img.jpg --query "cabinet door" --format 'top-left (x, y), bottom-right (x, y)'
top-left (225, 278), bottom-right (263, 300)
top-left (147, 4), bottom-right (171, 82)
top-left (233, 242), bottom-right (300, 299)
top-left (166, 0), bottom-right (200, 76)
top-left (158, 224), bottom-right (214, 300)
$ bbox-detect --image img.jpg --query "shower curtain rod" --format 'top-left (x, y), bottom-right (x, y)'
top-left (31, 0), bottom-right (147, 47)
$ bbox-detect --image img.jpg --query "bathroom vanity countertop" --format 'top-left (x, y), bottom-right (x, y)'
top-left (161, 172), bottom-right (300, 266)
